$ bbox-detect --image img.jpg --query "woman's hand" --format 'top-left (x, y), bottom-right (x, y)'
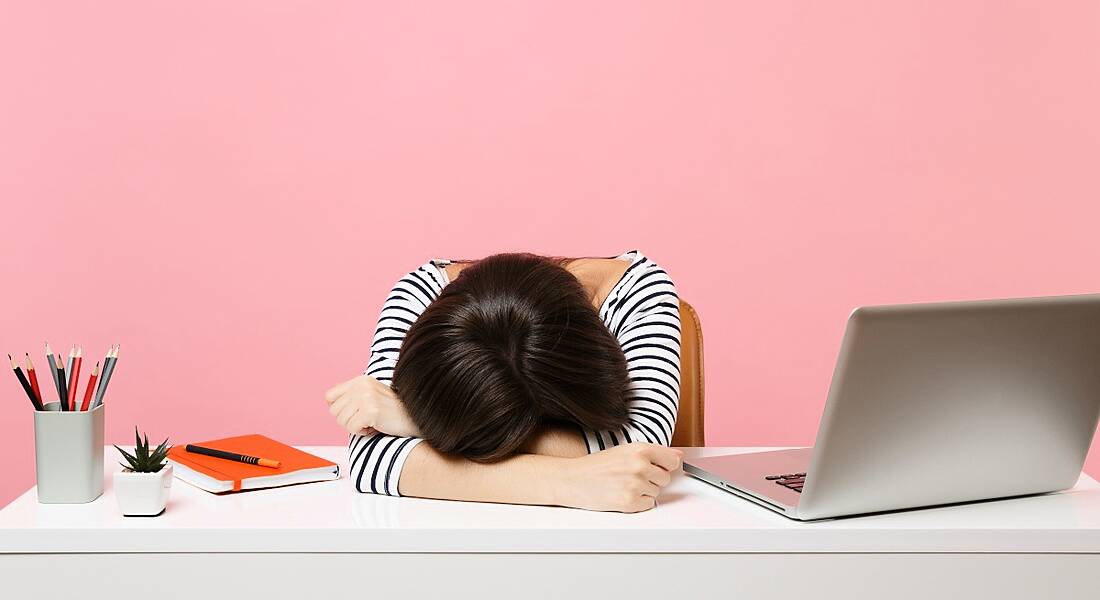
top-left (554, 443), bottom-right (684, 513)
top-left (324, 375), bottom-right (421, 438)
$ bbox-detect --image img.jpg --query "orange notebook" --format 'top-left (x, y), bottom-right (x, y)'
top-left (167, 434), bottom-right (340, 493)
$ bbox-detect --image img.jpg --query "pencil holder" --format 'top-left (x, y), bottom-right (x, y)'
top-left (32, 402), bottom-right (105, 503)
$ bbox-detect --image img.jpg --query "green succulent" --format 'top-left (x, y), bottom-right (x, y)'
top-left (115, 427), bottom-right (171, 473)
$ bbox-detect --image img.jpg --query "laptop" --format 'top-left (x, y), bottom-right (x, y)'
top-left (684, 294), bottom-right (1100, 520)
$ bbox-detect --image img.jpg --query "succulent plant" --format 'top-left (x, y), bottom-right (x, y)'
top-left (115, 427), bottom-right (170, 473)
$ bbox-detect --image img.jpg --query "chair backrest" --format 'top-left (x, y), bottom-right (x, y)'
top-left (672, 299), bottom-right (705, 446)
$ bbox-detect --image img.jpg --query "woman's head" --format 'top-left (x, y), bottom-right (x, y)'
top-left (391, 253), bottom-right (630, 462)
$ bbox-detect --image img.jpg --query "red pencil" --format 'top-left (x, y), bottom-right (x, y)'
top-left (67, 346), bottom-right (82, 410)
top-left (24, 353), bottom-right (42, 407)
top-left (80, 362), bottom-right (100, 411)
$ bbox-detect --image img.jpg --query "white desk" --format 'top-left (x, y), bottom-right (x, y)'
top-left (2, 447), bottom-right (1099, 599)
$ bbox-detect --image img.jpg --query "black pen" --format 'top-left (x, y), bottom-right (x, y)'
top-left (185, 444), bottom-right (282, 469)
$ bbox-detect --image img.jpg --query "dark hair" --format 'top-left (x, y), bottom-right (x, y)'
top-left (391, 253), bottom-right (630, 462)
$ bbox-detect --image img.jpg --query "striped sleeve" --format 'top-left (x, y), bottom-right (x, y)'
top-left (348, 263), bottom-right (446, 496)
top-left (583, 263), bottom-right (681, 450)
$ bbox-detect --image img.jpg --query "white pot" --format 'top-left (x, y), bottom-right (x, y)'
top-left (113, 464), bottom-right (173, 516)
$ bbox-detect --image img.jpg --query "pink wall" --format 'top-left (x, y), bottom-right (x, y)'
top-left (2, 2), bottom-right (1099, 507)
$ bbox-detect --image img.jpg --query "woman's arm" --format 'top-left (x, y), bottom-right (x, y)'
top-left (400, 439), bottom-right (682, 513)
top-left (339, 264), bottom-right (446, 497)
top-left (583, 263), bottom-right (682, 450)
top-left (328, 374), bottom-right (683, 511)
top-left (523, 425), bottom-right (588, 458)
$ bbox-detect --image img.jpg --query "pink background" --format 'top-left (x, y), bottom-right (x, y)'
top-left (2, 2), bottom-right (1099, 507)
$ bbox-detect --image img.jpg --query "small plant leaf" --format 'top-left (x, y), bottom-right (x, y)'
top-left (152, 438), bottom-right (170, 461)
top-left (114, 445), bottom-right (137, 463)
top-left (114, 445), bottom-right (140, 471)
top-left (152, 438), bottom-right (169, 459)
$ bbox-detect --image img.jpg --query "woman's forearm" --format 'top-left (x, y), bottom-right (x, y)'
top-left (522, 425), bottom-right (589, 458)
top-left (398, 438), bottom-right (684, 513)
top-left (398, 442), bottom-right (566, 505)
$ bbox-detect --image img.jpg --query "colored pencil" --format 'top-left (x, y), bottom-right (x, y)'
top-left (9, 354), bottom-right (43, 411)
top-left (80, 362), bottom-right (99, 411)
top-left (93, 345), bottom-right (118, 409)
top-left (45, 342), bottom-right (62, 406)
top-left (64, 346), bottom-right (74, 410)
top-left (55, 354), bottom-right (68, 412)
top-left (67, 346), bottom-right (82, 411)
top-left (24, 354), bottom-right (42, 407)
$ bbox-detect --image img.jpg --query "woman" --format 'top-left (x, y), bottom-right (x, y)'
top-left (324, 250), bottom-right (683, 512)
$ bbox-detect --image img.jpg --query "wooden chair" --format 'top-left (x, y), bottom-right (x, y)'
top-left (671, 300), bottom-right (705, 446)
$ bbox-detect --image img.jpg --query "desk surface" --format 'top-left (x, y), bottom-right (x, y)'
top-left (2, 447), bottom-right (1099, 554)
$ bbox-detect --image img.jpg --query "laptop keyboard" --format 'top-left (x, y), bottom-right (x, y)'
top-left (765, 472), bottom-right (807, 493)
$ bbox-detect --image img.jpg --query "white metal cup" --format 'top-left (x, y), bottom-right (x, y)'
top-left (32, 402), bottom-right (105, 503)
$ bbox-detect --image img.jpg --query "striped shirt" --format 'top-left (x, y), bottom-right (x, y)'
top-left (349, 249), bottom-right (681, 496)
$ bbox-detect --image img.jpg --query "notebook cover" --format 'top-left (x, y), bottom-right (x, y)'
top-left (167, 434), bottom-right (338, 492)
